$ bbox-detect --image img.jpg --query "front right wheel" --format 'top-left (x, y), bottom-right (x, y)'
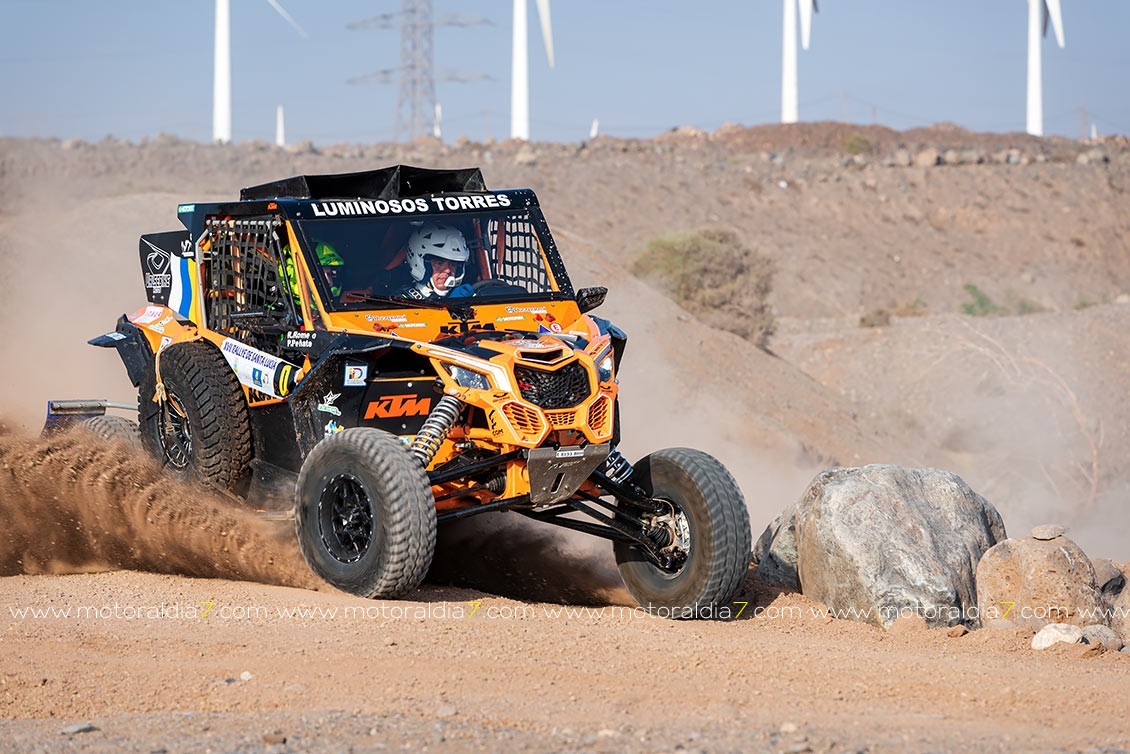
top-left (613, 448), bottom-right (752, 618)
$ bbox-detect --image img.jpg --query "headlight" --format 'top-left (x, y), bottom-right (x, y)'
top-left (449, 365), bottom-right (491, 390)
top-left (596, 348), bottom-right (615, 383)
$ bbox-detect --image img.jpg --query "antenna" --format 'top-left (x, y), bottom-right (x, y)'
top-left (510, 0), bottom-right (555, 141)
top-left (781, 0), bottom-right (817, 124)
top-left (212, 0), bottom-right (307, 144)
top-left (1025, 0), bottom-right (1065, 136)
top-left (347, 1), bottom-right (491, 142)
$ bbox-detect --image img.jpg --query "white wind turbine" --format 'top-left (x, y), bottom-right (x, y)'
top-left (213, 0), bottom-right (308, 144)
top-left (1025, 0), bottom-right (1065, 137)
top-left (781, 0), bottom-right (816, 124)
top-left (510, 0), bottom-right (555, 141)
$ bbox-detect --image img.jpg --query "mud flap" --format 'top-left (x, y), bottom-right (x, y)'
top-left (527, 444), bottom-right (610, 505)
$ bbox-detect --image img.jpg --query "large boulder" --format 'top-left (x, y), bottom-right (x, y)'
top-left (791, 465), bottom-right (1006, 628)
top-left (975, 527), bottom-right (1107, 629)
top-left (752, 503), bottom-right (800, 590)
top-left (1113, 568), bottom-right (1130, 643)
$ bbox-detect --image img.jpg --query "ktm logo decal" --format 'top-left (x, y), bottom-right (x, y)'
top-left (365, 394), bottom-right (432, 419)
top-left (439, 320), bottom-right (497, 335)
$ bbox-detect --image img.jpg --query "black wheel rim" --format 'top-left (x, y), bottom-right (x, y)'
top-left (159, 390), bottom-right (192, 470)
top-left (319, 474), bottom-right (375, 563)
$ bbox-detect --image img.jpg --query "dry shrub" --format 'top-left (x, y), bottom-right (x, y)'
top-left (631, 229), bottom-right (776, 348)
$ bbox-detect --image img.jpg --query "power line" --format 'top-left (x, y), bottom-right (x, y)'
top-left (346, 1), bottom-right (491, 142)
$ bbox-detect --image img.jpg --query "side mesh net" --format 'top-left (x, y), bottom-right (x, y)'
top-left (200, 216), bottom-right (296, 355)
top-left (488, 216), bottom-right (549, 293)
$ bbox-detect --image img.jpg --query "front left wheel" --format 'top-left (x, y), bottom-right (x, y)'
top-left (295, 428), bottom-right (436, 598)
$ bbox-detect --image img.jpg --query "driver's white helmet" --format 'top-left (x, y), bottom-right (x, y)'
top-left (406, 222), bottom-right (469, 295)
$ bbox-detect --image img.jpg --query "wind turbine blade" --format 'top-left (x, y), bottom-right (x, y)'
top-left (265, 0), bottom-right (308, 38)
top-left (1042, 0), bottom-right (1065, 47)
top-left (535, 0), bottom-right (555, 68)
top-left (798, 0), bottom-right (814, 50)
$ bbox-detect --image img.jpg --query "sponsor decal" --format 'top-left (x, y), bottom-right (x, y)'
top-left (133, 306), bottom-right (165, 325)
top-left (555, 447), bottom-right (585, 459)
top-left (222, 339), bottom-right (281, 370)
top-left (396, 322), bottom-right (427, 329)
top-left (511, 339), bottom-right (553, 349)
top-left (549, 323), bottom-right (563, 333)
top-left (150, 315), bottom-right (175, 334)
top-left (317, 390), bottom-right (342, 416)
top-left (219, 338), bottom-right (297, 398)
top-left (306, 193), bottom-right (511, 219)
top-left (495, 315), bottom-right (524, 322)
top-left (344, 364), bottom-right (368, 387)
top-left (365, 314), bottom-right (408, 323)
top-left (323, 419), bottom-right (344, 438)
top-left (177, 204), bottom-right (195, 214)
top-left (142, 239), bottom-right (173, 292)
top-left (159, 336), bottom-right (172, 351)
top-left (364, 394), bottom-right (432, 420)
top-left (104, 331), bottom-right (127, 341)
top-left (506, 306), bottom-right (547, 315)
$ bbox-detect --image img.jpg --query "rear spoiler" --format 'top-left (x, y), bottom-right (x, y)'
top-left (239, 165), bottom-right (486, 202)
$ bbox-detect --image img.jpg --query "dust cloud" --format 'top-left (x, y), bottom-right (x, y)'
top-left (0, 426), bottom-right (318, 588)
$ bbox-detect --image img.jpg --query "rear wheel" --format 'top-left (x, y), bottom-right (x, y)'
top-left (138, 342), bottom-right (252, 492)
top-left (295, 428), bottom-right (436, 598)
top-left (613, 448), bottom-right (752, 618)
top-left (81, 415), bottom-right (141, 449)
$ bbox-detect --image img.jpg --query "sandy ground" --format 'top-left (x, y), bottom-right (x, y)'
top-left (3, 570), bottom-right (1130, 754)
top-left (2, 125), bottom-right (1130, 751)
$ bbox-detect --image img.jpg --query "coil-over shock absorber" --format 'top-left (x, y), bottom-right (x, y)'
top-left (602, 448), bottom-right (634, 485)
top-left (409, 394), bottom-right (464, 467)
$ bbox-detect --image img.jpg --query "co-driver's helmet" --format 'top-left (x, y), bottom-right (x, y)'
top-left (406, 222), bottom-right (469, 295)
top-left (315, 241), bottom-right (345, 298)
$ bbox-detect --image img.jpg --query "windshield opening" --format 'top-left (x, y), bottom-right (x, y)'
top-left (296, 208), bottom-right (569, 310)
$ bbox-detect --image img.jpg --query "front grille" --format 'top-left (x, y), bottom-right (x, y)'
top-left (513, 361), bottom-right (591, 410)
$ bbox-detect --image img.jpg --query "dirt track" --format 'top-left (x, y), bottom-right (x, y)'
top-left (3, 571), bottom-right (1130, 753)
top-left (2, 126), bottom-right (1130, 751)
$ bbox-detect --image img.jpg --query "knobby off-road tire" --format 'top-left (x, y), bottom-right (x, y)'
top-left (138, 341), bottom-right (252, 492)
top-left (295, 428), bottom-right (436, 599)
top-left (82, 415), bottom-right (141, 449)
top-left (614, 448), bottom-right (752, 619)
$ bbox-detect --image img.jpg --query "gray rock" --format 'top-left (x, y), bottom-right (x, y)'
top-left (1091, 558), bottom-right (1125, 600)
top-left (976, 534), bottom-right (1106, 628)
top-left (1030, 523), bottom-right (1066, 540)
top-left (1081, 624), bottom-right (1123, 651)
top-left (1113, 579), bottom-right (1130, 644)
top-left (60, 723), bottom-right (99, 735)
top-left (1123, 646), bottom-right (1130, 654)
top-left (894, 148), bottom-right (912, 167)
top-left (752, 504), bottom-right (800, 590)
top-left (793, 465), bottom-right (1005, 628)
top-left (436, 704), bottom-right (457, 718)
top-left (914, 148), bottom-right (940, 167)
top-left (942, 149), bottom-right (960, 165)
top-left (1032, 623), bottom-right (1083, 650)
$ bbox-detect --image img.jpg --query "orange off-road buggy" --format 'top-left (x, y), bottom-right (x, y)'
top-left (49, 166), bottom-right (751, 616)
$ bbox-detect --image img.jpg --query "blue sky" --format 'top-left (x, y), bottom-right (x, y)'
top-left (1, 1), bottom-right (1127, 144)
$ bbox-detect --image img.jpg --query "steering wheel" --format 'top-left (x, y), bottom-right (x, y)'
top-left (471, 279), bottom-right (526, 296)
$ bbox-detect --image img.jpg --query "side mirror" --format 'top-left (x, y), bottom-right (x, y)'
top-left (576, 286), bottom-right (607, 314)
